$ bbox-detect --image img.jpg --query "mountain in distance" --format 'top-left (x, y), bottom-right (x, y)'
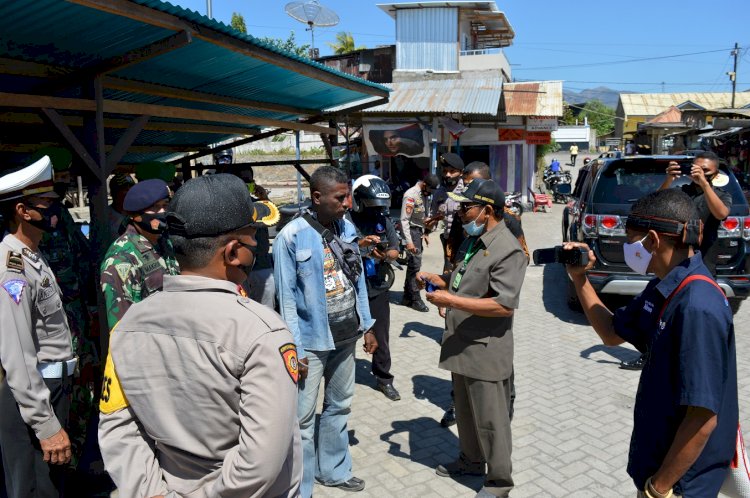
top-left (563, 86), bottom-right (636, 108)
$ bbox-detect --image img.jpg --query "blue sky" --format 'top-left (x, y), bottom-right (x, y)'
top-left (172, 0), bottom-right (749, 95)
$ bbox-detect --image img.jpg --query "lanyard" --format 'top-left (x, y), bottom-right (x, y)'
top-left (452, 238), bottom-right (482, 291)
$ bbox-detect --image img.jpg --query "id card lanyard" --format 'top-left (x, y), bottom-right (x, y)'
top-left (451, 238), bottom-right (481, 291)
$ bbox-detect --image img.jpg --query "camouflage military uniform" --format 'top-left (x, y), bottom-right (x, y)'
top-left (100, 223), bottom-right (179, 332)
top-left (38, 203), bottom-right (97, 467)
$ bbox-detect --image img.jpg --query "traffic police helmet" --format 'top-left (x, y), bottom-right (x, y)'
top-left (352, 174), bottom-right (391, 213)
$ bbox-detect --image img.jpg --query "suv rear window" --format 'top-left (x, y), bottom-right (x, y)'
top-left (592, 158), bottom-right (748, 207)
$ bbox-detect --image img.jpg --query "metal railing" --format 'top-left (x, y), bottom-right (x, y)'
top-left (459, 48), bottom-right (501, 56)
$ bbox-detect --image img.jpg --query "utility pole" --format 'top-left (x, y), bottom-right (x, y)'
top-left (729, 42), bottom-right (739, 108)
top-left (206, 0), bottom-right (212, 18)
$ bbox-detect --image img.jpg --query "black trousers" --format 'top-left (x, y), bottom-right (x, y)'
top-left (0, 376), bottom-right (71, 498)
top-left (368, 290), bottom-right (393, 384)
top-left (403, 227), bottom-right (423, 301)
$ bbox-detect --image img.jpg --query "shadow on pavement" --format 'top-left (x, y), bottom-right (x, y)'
top-left (399, 321), bottom-right (443, 342)
top-left (541, 263), bottom-right (589, 325)
top-left (580, 344), bottom-right (641, 365)
top-left (354, 358), bottom-right (377, 389)
top-left (412, 374), bottom-right (453, 410)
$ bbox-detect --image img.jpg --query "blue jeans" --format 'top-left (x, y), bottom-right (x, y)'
top-left (298, 341), bottom-right (356, 498)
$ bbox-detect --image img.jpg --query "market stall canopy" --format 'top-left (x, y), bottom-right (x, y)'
top-left (0, 0), bottom-right (389, 167)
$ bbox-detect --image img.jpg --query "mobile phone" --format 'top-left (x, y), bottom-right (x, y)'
top-left (532, 246), bottom-right (589, 266)
top-left (679, 163), bottom-right (693, 175)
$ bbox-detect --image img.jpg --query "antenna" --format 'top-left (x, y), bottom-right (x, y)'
top-left (284, 0), bottom-right (339, 57)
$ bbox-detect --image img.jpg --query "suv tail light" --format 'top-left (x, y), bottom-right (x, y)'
top-left (719, 217), bottom-right (742, 238)
top-left (583, 214), bottom-right (598, 236)
top-left (744, 217), bottom-right (750, 241)
top-left (598, 214), bottom-right (626, 236)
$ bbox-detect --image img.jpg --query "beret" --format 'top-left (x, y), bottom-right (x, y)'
top-left (123, 179), bottom-right (170, 212)
top-left (440, 152), bottom-right (464, 170)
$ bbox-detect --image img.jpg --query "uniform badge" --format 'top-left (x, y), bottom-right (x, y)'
top-left (115, 263), bottom-right (131, 282)
top-left (279, 343), bottom-right (299, 384)
top-left (2, 279), bottom-right (26, 304)
top-left (42, 276), bottom-right (51, 288)
top-left (6, 251), bottom-right (24, 272)
top-left (21, 248), bottom-right (39, 263)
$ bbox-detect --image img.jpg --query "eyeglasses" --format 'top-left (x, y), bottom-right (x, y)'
top-left (458, 203), bottom-right (482, 213)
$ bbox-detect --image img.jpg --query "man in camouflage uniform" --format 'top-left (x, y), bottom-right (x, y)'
top-left (34, 148), bottom-right (98, 467)
top-left (100, 179), bottom-right (179, 345)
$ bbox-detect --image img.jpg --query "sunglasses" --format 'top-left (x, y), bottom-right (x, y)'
top-left (458, 203), bottom-right (483, 213)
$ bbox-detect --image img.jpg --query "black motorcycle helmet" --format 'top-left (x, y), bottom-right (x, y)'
top-left (352, 174), bottom-right (391, 213)
top-left (213, 149), bottom-right (233, 166)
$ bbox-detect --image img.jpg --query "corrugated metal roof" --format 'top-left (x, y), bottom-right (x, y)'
top-left (620, 93), bottom-right (750, 116)
top-left (362, 78), bottom-right (502, 115)
top-left (396, 7), bottom-right (458, 71)
top-left (503, 80), bottom-right (562, 117)
top-left (0, 0), bottom-right (389, 165)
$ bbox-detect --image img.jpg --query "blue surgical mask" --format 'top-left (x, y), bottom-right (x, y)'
top-left (462, 206), bottom-right (486, 236)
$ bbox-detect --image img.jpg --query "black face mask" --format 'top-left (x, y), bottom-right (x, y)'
top-left (25, 203), bottom-right (60, 232)
top-left (235, 240), bottom-right (256, 276)
top-left (53, 182), bottom-right (69, 198)
top-left (135, 212), bottom-right (167, 235)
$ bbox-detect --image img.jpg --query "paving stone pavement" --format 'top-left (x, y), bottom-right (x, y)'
top-left (313, 168), bottom-right (750, 497)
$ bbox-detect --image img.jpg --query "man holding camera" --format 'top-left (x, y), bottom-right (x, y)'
top-left (565, 188), bottom-right (737, 497)
top-left (418, 179), bottom-right (527, 498)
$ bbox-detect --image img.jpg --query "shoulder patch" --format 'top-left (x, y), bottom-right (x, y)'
top-left (115, 263), bottom-right (132, 282)
top-left (404, 197), bottom-right (416, 207)
top-left (2, 279), bottom-right (26, 304)
top-left (279, 343), bottom-right (299, 384)
top-left (6, 251), bottom-right (24, 272)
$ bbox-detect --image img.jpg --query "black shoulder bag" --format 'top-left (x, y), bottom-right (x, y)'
top-left (302, 213), bottom-right (362, 285)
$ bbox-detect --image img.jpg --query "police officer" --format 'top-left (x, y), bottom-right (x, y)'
top-left (99, 179), bottom-right (179, 342)
top-left (98, 174), bottom-right (300, 497)
top-left (419, 179), bottom-right (527, 498)
top-left (0, 156), bottom-right (77, 497)
top-left (34, 147), bottom-right (98, 466)
top-left (351, 175), bottom-right (401, 401)
top-left (400, 173), bottom-right (440, 312)
top-left (431, 153), bottom-right (465, 273)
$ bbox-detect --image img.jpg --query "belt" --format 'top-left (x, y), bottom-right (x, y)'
top-left (37, 358), bottom-right (78, 379)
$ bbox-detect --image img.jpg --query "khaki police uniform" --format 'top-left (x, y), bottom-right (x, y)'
top-left (98, 274), bottom-right (301, 498)
top-left (439, 222), bottom-right (527, 497)
top-left (0, 233), bottom-right (75, 498)
top-left (400, 183), bottom-right (429, 302)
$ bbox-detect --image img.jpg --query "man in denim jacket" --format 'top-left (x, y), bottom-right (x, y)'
top-left (274, 166), bottom-right (377, 497)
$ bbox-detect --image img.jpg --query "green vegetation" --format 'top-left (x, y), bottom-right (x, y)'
top-left (577, 99), bottom-right (616, 136)
top-left (327, 32), bottom-right (365, 55)
top-left (230, 12), bottom-right (247, 34)
top-left (258, 32), bottom-right (311, 58)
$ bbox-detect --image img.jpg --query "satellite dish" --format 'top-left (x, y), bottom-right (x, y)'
top-left (284, 0), bottom-right (339, 56)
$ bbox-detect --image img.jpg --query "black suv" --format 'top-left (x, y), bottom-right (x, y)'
top-left (562, 155), bottom-right (750, 309)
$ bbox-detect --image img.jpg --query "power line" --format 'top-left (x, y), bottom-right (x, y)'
top-left (559, 80), bottom-right (748, 86)
top-left (513, 47), bottom-right (734, 71)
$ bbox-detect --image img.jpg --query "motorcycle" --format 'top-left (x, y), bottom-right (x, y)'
top-left (504, 192), bottom-right (524, 216)
top-left (543, 167), bottom-right (572, 191)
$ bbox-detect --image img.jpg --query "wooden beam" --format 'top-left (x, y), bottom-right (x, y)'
top-left (68, 0), bottom-right (389, 99)
top-left (170, 115), bottom-right (324, 163)
top-left (0, 112), bottom-right (259, 135)
top-left (0, 57), bottom-right (73, 78)
top-left (0, 92), bottom-right (335, 134)
top-left (0, 143), bottom-right (209, 154)
top-left (326, 97), bottom-right (389, 117)
top-left (229, 159), bottom-right (328, 167)
top-left (105, 115), bottom-right (149, 174)
top-left (103, 76), bottom-right (318, 116)
top-left (40, 108), bottom-right (100, 177)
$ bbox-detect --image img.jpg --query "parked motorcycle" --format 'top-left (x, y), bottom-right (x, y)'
top-left (504, 191), bottom-right (524, 216)
top-left (542, 167), bottom-right (572, 191)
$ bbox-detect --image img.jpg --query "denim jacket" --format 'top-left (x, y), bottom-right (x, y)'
top-left (273, 214), bottom-right (375, 358)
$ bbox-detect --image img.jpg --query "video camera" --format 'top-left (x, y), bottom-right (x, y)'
top-left (532, 246), bottom-right (589, 266)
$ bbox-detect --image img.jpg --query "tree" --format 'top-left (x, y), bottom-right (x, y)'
top-left (577, 99), bottom-right (616, 136)
top-left (259, 32), bottom-right (311, 58)
top-left (230, 12), bottom-right (247, 34)
top-left (327, 32), bottom-right (365, 55)
top-left (560, 103), bottom-right (577, 126)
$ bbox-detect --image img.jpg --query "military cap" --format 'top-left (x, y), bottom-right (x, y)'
top-left (440, 152), bottom-right (464, 171)
top-left (0, 156), bottom-right (57, 202)
top-left (123, 179), bottom-right (170, 213)
top-left (167, 173), bottom-right (280, 239)
top-left (449, 178), bottom-right (505, 207)
top-left (136, 161), bottom-right (177, 183)
top-left (30, 147), bottom-right (72, 172)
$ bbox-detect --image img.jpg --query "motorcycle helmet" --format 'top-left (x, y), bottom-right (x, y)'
top-left (583, 157), bottom-right (591, 166)
top-left (213, 149), bottom-right (233, 166)
top-left (352, 174), bottom-right (391, 213)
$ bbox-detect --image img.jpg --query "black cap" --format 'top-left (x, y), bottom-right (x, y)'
top-left (123, 179), bottom-right (170, 212)
top-left (448, 178), bottom-right (505, 206)
top-left (422, 173), bottom-right (440, 189)
top-left (440, 152), bottom-right (464, 170)
top-left (167, 174), bottom-right (279, 238)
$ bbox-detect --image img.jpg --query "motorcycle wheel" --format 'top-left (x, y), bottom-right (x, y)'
top-left (382, 264), bottom-right (396, 290)
top-left (508, 202), bottom-right (524, 216)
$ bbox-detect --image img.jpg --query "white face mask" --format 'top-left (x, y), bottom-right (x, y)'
top-left (623, 234), bottom-right (652, 275)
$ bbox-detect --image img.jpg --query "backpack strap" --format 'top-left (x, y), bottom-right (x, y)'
top-left (658, 274), bottom-right (724, 321)
top-left (302, 213), bottom-right (335, 244)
